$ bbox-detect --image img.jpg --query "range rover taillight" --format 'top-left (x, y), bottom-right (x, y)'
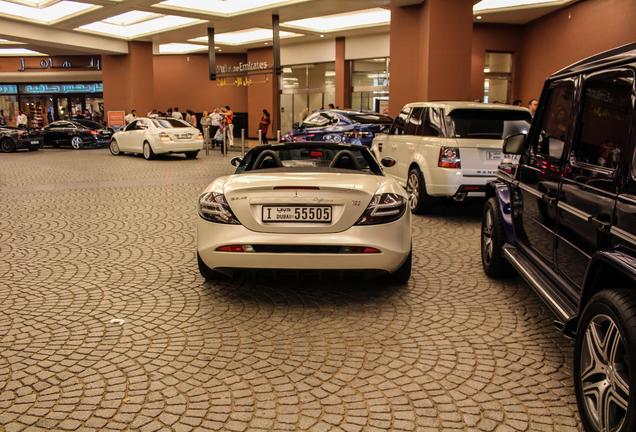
top-left (438, 147), bottom-right (461, 169)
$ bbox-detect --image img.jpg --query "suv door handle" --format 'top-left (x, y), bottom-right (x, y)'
top-left (542, 194), bottom-right (557, 206)
top-left (588, 215), bottom-right (611, 233)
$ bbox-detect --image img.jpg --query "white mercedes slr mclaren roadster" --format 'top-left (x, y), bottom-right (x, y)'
top-left (196, 142), bottom-right (412, 283)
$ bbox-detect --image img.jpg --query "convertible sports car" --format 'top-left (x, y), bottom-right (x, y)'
top-left (197, 142), bottom-right (412, 282)
top-left (282, 110), bottom-right (393, 146)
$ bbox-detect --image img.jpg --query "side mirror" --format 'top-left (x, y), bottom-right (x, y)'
top-left (380, 157), bottom-right (396, 168)
top-left (503, 133), bottom-right (526, 155)
top-left (230, 156), bottom-right (242, 167)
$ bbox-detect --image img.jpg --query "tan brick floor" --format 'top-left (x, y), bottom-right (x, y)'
top-left (0, 148), bottom-right (580, 431)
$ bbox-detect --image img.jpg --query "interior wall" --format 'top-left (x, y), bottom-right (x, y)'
top-left (246, 47), bottom-right (276, 139)
top-left (152, 53), bottom-right (248, 113)
top-left (518, 0), bottom-right (636, 102)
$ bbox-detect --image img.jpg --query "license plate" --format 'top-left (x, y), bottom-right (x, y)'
top-left (262, 206), bottom-right (332, 223)
top-left (30, 140), bottom-right (39, 145)
top-left (486, 150), bottom-right (502, 160)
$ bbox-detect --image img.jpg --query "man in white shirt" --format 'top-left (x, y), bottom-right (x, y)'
top-left (172, 107), bottom-right (183, 120)
top-left (147, 109), bottom-right (159, 119)
top-left (124, 109), bottom-right (136, 124)
top-left (17, 111), bottom-right (28, 128)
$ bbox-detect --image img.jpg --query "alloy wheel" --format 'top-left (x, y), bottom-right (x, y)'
top-left (1, 140), bottom-right (11, 152)
top-left (143, 142), bottom-right (151, 160)
top-left (406, 172), bottom-right (419, 211)
top-left (110, 140), bottom-right (120, 155)
top-left (580, 314), bottom-right (629, 432)
top-left (482, 208), bottom-right (494, 266)
top-left (71, 136), bottom-right (82, 149)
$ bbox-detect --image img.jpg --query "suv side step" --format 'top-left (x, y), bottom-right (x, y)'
top-left (503, 244), bottom-right (577, 325)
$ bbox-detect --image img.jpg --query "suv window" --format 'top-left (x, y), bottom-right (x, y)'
top-left (529, 81), bottom-right (575, 162)
top-left (404, 107), bottom-right (424, 135)
top-left (390, 108), bottom-right (411, 135)
top-left (421, 108), bottom-right (444, 137)
top-left (573, 71), bottom-right (634, 170)
top-left (447, 109), bottom-right (531, 139)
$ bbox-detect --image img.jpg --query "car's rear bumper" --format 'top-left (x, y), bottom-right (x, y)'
top-left (154, 139), bottom-right (203, 154)
top-left (197, 216), bottom-right (411, 273)
top-left (426, 168), bottom-right (495, 197)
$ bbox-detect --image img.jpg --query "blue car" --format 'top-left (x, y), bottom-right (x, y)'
top-left (282, 109), bottom-right (393, 146)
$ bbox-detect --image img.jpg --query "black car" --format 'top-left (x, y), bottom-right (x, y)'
top-left (42, 120), bottom-right (113, 149)
top-left (0, 127), bottom-right (42, 152)
top-left (482, 42), bottom-right (636, 432)
top-left (282, 110), bottom-right (393, 146)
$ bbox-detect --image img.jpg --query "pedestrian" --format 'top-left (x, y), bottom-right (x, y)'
top-left (184, 110), bottom-right (191, 124)
top-left (259, 109), bottom-right (271, 144)
top-left (17, 110), bottom-right (28, 128)
top-left (512, 99), bottom-right (523, 107)
top-left (0, 109), bottom-right (6, 126)
top-left (209, 108), bottom-right (222, 149)
top-left (188, 110), bottom-right (197, 128)
top-left (172, 107), bottom-right (183, 120)
top-left (328, 103), bottom-right (335, 109)
top-left (124, 109), bottom-right (136, 124)
top-left (528, 99), bottom-right (538, 118)
top-left (148, 109), bottom-right (159, 119)
top-left (224, 105), bottom-right (234, 147)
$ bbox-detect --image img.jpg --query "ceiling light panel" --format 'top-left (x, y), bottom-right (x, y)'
top-left (473, 0), bottom-right (562, 12)
top-left (0, 0), bottom-right (98, 24)
top-left (282, 8), bottom-right (390, 32)
top-left (79, 14), bottom-right (202, 39)
top-left (0, 48), bottom-right (45, 55)
top-left (190, 27), bottom-right (301, 46)
top-left (158, 43), bottom-right (208, 54)
top-left (103, 11), bottom-right (161, 26)
top-left (155, 0), bottom-right (308, 17)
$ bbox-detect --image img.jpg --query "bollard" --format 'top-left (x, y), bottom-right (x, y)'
top-left (241, 128), bottom-right (245, 156)
top-left (204, 126), bottom-right (210, 156)
top-left (258, 129), bottom-right (262, 145)
top-left (222, 127), bottom-right (226, 156)
top-left (277, 130), bottom-right (281, 143)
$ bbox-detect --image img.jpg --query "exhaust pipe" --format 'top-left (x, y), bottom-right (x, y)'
top-left (453, 192), bottom-right (467, 202)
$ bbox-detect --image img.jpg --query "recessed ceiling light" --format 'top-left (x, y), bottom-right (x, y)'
top-left (158, 43), bottom-right (208, 54)
top-left (319, 34), bottom-right (325, 38)
top-left (0, 48), bottom-right (46, 56)
top-left (264, 42), bottom-right (268, 45)
top-left (282, 8), bottom-right (390, 33)
top-left (78, 14), bottom-right (202, 39)
top-left (190, 27), bottom-right (301, 46)
top-left (476, 15), bottom-right (483, 19)
top-left (473, 0), bottom-right (564, 12)
top-left (155, 0), bottom-right (311, 17)
top-left (0, 0), bottom-right (98, 24)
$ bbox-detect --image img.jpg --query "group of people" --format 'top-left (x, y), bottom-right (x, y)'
top-left (512, 98), bottom-right (539, 117)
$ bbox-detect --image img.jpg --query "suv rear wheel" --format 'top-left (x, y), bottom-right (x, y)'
top-left (406, 167), bottom-right (433, 214)
top-left (481, 197), bottom-right (513, 277)
top-left (574, 289), bottom-right (636, 432)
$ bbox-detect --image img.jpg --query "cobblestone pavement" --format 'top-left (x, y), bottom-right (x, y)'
top-left (0, 149), bottom-right (581, 431)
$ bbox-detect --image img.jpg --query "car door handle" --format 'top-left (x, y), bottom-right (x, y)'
top-left (588, 215), bottom-right (611, 233)
top-left (542, 194), bottom-right (557, 206)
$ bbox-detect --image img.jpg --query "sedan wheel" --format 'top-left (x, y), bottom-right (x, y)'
top-left (406, 171), bottom-right (420, 211)
top-left (71, 136), bottom-right (83, 150)
top-left (143, 141), bottom-right (154, 160)
top-left (405, 168), bottom-right (432, 214)
top-left (1, 138), bottom-right (15, 153)
top-left (109, 140), bottom-right (121, 156)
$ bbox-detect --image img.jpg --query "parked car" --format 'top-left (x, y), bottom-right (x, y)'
top-left (110, 117), bottom-right (203, 160)
top-left (482, 42), bottom-right (636, 432)
top-left (372, 102), bottom-right (531, 213)
top-left (42, 120), bottom-right (112, 149)
top-left (0, 127), bottom-right (41, 152)
top-left (281, 110), bottom-right (393, 146)
top-left (197, 142), bottom-right (412, 283)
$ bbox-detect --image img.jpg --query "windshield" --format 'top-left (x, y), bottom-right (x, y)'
top-left (151, 118), bottom-right (190, 128)
top-left (343, 113), bottom-right (393, 124)
top-left (237, 144), bottom-right (382, 175)
top-left (447, 109), bottom-right (532, 139)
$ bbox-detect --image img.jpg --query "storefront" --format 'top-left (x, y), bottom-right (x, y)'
top-left (0, 82), bottom-right (104, 127)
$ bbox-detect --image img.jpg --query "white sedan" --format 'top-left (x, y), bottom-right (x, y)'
top-left (110, 117), bottom-right (203, 160)
top-left (196, 142), bottom-right (412, 283)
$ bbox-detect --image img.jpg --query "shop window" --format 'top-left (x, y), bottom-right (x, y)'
top-left (483, 52), bottom-right (512, 104)
top-left (574, 71), bottom-right (634, 170)
top-left (351, 58), bottom-right (389, 114)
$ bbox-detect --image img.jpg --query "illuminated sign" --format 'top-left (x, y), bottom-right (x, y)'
top-left (18, 83), bottom-right (103, 94)
top-left (0, 84), bottom-right (18, 94)
top-left (18, 56), bottom-right (101, 72)
top-left (216, 61), bottom-right (270, 75)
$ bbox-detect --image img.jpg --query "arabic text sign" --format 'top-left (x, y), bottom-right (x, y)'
top-left (0, 84), bottom-right (18, 95)
top-left (19, 83), bottom-right (104, 94)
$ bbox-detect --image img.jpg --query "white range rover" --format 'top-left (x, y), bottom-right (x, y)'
top-left (372, 101), bottom-right (531, 213)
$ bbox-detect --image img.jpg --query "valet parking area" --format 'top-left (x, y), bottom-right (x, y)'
top-left (1, 1), bottom-right (636, 431)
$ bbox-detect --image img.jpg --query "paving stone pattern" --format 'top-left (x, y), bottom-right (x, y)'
top-left (0, 149), bottom-right (581, 431)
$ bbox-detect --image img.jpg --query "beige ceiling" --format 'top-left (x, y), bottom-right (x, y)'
top-left (0, 0), bottom-right (577, 56)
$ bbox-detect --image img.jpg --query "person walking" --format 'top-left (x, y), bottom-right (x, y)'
top-left (188, 110), bottom-right (197, 128)
top-left (528, 99), bottom-right (538, 118)
top-left (259, 109), bottom-right (271, 144)
top-left (124, 109), bottom-right (136, 124)
top-left (224, 105), bottom-right (234, 148)
top-left (172, 107), bottom-right (183, 120)
top-left (209, 108), bottom-right (222, 149)
top-left (17, 111), bottom-right (28, 128)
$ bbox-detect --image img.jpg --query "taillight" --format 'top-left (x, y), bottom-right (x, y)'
top-left (159, 132), bottom-right (171, 142)
top-left (438, 147), bottom-right (461, 169)
top-left (198, 192), bottom-right (241, 224)
top-left (216, 245), bottom-right (254, 252)
top-left (89, 130), bottom-right (98, 135)
top-left (355, 193), bottom-right (407, 225)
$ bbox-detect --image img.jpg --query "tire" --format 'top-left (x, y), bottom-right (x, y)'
top-left (109, 139), bottom-right (121, 156)
top-left (28, 146), bottom-right (39, 151)
top-left (574, 289), bottom-right (636, 432)
top-left (388, 249), bottom-right (412, 284)
top-left (406, 167), bottom-right (433, 214)
top-left (71, 136), bottom-right (83, 150)
top-left (185, 151), bottom-right (199, 159)
top-left (197, 253), bottom-right (226, 281)
top-left (143, 141), bottom-right (155, 160)
top-left (0, 138), bottom-right (16, 153)
top-left (481, 197), bottom-right (514, 278)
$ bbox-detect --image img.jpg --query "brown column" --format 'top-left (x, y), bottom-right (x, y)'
top-left (335, 37), bottom-right (351, 109)
top-left (389, 0), bottom-right (473, 116)
top-left (247, 47), bottom-right (277, 139)
top-left (102, 41), bottom-right (155, 115)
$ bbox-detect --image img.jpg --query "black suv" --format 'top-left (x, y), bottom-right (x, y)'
top-left (482, 43), bottom-right (636, 432)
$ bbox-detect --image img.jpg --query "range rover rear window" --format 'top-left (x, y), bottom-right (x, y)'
top-left (447, 109), bottom-right (531, 139)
